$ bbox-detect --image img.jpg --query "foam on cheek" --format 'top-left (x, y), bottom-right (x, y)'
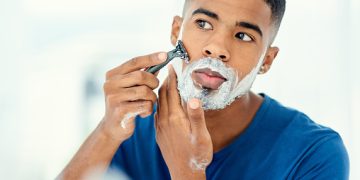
top-left (177, 54), bottom-right (265, 110)
top-left (177, 58), bottom-right (238, 110)
top-left (228, 55), bottom-right (264, 101)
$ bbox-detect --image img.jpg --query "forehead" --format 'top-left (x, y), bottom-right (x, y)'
top-left (185, 0), bottom-right (273, 32)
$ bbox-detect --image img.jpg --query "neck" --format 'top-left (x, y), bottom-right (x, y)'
top-left (204, 92), bottom-right (263, 152)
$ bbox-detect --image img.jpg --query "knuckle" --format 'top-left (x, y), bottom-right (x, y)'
top-left (146, 105), bottom-right (154, 114)
top-left (152, 77), bottom-right (160, 88)
top-left (149, 92), bottom-right (157, 102)
top-left (151, 53), bottom-right (160, 63)
top-left (129, 57), bottom-right (140, 66)
top-left (106, 95), bottom-right (118, 107)
top-left (103, 81), bottom-right (115, 93)
top-left (134, 71), bottom-right (147, 83)
top-left (142, 100), bottom-right (153, 108)
top-left (103, 82), bottom-right (109, 93)
top-left (169, 114), bottom-right (179, 122)
top-left (105, 70), bottom-right (113, 80)
top-left (121, 72), bottom-right (132, 81)
top-left (189, 113), bottom-right (202, 120)
top-left (139, 85), bottom-right (150, 95)
top-left (127, 88), bottom-right (137, 97)
top-left (105, 94), bottom-right (113, 103)
top-left (175, 113), bottom-right (186, 121)
top-left (137, 71), bottom-right (146, 80)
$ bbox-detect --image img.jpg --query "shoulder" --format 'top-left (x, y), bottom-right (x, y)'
top-left (261, 94), bottom-right (341, 141)
top-left (262, 94), bottom-right (349, 179)
top-left (290, 132), bottom-right (349, 179)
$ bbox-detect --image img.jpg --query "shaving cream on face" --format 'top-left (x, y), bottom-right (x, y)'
top-left (177, 55), bottom-right (264, 110)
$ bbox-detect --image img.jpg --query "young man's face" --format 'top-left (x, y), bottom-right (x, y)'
top-left (172, 0), bottom-right (279, 110)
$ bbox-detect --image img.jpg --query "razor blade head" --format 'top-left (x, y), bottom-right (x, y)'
top-left (176, 40), bottom-right (190, 62)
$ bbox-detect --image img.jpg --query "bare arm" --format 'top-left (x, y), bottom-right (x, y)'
top-left (57, 52), bottom-right (167, 180)
top-left (57, 123), bottom-right (124, 179)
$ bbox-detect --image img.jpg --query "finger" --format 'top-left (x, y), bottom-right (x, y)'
top-left (143, 67), bottom-right (161, 77)
top-left (106, 86), bottom-right (157, 105)
top-left (153, 70), bottom-right (160, 77)
top-left (106, 52), bottom-right (167, 79)
top-left (118, 100), bottom-right (151, 116)
top-left (157, 78), bottom-right (169, 125)
top-left (187, 98), bottom-right (207, 137)
top-left (137, 100), bottom-right (154, 118)
top-left (125, 86), bottom-right (157, 104)
top-left (166, 65), bottom-right (184, 115)
top-left (104, 71), bottom-right (160, 91)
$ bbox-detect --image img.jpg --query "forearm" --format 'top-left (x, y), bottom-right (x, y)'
top-left (57, 122), bottom-right (124, 180)
top-left (171, 170), bottom-right (207, 180)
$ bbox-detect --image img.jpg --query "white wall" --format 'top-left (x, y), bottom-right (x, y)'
top-left (0, 0), bottom-right (358, 179)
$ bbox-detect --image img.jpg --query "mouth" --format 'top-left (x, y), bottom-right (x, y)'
top-left (191, 68), bottom-right (228, 90)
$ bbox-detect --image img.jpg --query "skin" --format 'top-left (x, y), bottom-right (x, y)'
top-left (58, 0), bottom-right (279, 179)
top-left (170, 0), bottom-right (279, 153)
top-left (58, 53), bottom-right (167, 179)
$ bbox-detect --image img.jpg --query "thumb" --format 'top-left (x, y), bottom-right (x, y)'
top-left (187, 98), bottom-right (207, 136)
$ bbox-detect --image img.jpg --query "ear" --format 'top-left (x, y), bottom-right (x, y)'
top-left (170, 16), bottom-right (183, 46)
top-left (259, 46), bottom-right (279, 74)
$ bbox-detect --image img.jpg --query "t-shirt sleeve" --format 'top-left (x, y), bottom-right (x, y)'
top-left (293, 134), bottom-right (350, 179)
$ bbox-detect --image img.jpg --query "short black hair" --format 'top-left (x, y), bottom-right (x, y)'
top-left (183, 0), bottom-right (286, 36)
top-left (263, 0), bottom-right (286, 29)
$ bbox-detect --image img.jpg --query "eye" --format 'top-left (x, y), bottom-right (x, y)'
top-left (195, 19), bottom-right (213, 30)
top-left (235, 32), bottom-right (253, 42)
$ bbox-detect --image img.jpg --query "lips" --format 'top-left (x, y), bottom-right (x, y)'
top-left (191, 68), bottom-right (227, 90)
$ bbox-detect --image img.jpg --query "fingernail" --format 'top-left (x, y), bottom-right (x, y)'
top-left (189, 99), bottom-right (199, 109)
top-left (158, 52), bottom-right (167, 62)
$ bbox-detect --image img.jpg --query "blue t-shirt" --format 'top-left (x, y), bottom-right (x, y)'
top-left (109, 94), bottom-right (349, 179)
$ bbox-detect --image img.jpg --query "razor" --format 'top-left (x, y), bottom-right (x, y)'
top-left (146, 40), bottom-right (189, 74)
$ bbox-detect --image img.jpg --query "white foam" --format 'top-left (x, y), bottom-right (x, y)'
top-left (189, 157), bottom-right (210, 171)
top-left (177, 55), bottom-right (265, 110)
top-left (120, 111), bottom-right (143, 129)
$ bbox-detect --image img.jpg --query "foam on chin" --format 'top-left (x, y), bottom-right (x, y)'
top-left (177, 57), bottom-right (263, 110)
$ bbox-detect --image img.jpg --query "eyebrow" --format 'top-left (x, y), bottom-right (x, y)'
top-left (192, 8), bottom-right (263, 38)
top-left (236, 21), bottom-right (263, 37)
top-left (192, 8), bottom-right (219, 20)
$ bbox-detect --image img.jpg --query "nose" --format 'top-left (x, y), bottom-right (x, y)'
top-left (202, 40), bottom-right (230, 61)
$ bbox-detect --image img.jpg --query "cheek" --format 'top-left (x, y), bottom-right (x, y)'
top-left (182, 37), bottom-right (203, 63)
top-left (228, 48), bottom-right (262, 76)
top-left (181, 25), bottom-right (210, 61)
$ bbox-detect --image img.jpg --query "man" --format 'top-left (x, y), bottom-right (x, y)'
top-left (59, 0), bottom-right (349, 179)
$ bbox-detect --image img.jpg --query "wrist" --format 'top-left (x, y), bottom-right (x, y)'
top-left (170, 168), bottom-right (206, 180)
top-left (171, 172), bottom-right (206, 180)
top-left (97, 119), bottom-right (127, 144)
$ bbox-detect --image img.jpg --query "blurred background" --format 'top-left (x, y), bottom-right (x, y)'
top-left (0, 0), bottom-right (359, 179)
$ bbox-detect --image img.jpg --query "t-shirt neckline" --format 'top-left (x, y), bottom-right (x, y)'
top-left (212, 93), bottom-right (272, 161)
